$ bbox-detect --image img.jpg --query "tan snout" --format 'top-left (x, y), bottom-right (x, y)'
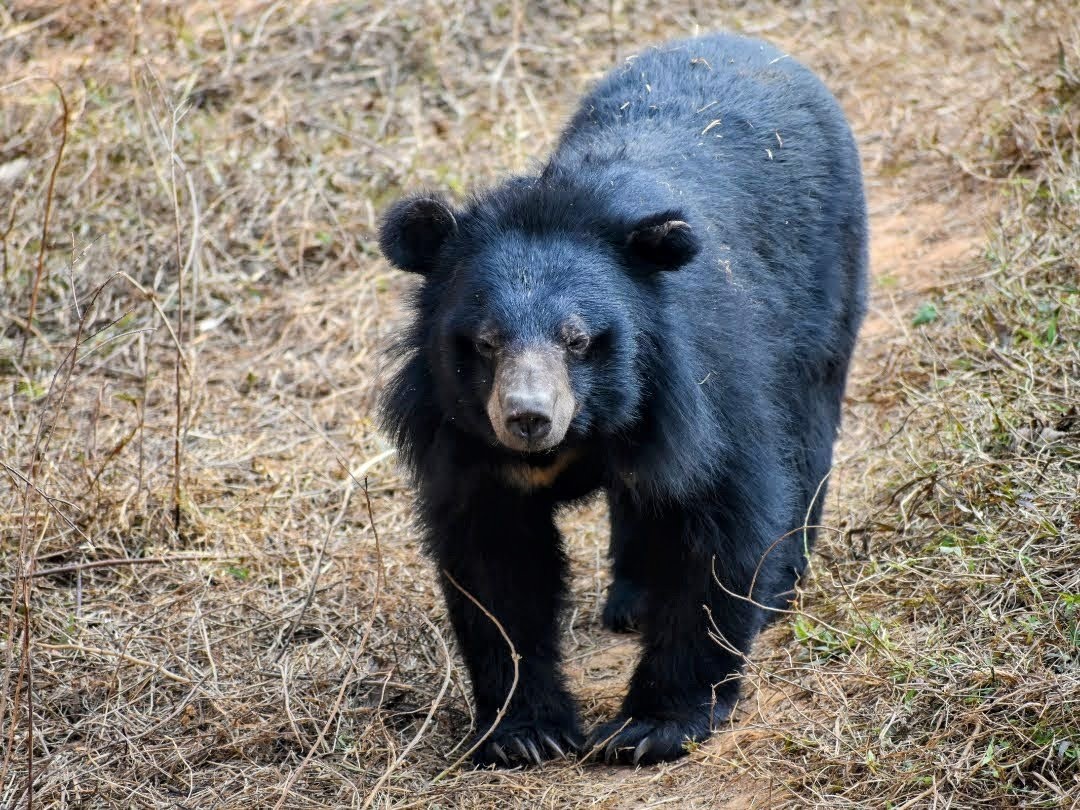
top-left (486, 346), bottom-right (575, 453)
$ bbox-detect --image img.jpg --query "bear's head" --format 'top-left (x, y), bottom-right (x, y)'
top-left (378, 182), bottom-right (700, 456)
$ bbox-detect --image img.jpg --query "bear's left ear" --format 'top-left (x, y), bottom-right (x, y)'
top-left (624, 211), bottom-right (700, 273)
top-left (378, 194), bottom-right (458, 275)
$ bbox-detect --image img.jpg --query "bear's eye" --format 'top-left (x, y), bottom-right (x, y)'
top-left (473, 334), bottom-right (498, 358)
top-left (563, 330), bottom-right (590, 358)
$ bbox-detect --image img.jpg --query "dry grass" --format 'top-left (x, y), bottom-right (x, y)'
top-left (1, 1), bottom-right (1077, 808)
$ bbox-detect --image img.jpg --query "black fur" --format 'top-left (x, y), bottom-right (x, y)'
top-left (379, 33), bottom-right (867, 767)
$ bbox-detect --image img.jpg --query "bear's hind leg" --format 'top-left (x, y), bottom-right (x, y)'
top-left (602, 488), bottom-right (649, 633)
top-left (768, 362), bottom-right (850, 621)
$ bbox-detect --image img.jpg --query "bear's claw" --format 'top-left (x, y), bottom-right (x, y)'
top-left (473, 723), bottom-right (582, 768)
top-left (587, 702), bottom-right (734, 766)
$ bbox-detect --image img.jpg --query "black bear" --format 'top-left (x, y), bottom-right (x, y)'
top-left (378, 32), bottom-right (867, 767)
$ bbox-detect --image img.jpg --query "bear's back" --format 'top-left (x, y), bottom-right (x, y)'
top-left (554, 33), bottom-right (865, 367)
top-left (558, 33), bottom-right (845, 158)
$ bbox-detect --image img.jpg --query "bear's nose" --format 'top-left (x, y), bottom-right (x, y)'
top-left (505, 408), bottom-right (552, 442)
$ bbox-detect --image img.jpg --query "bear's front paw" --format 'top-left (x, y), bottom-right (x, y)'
top-left (472, 720), bottom-right (583, 768)
top-left (601, 578), bottom-right (648, 633)
top-left (586, 700), bottom-right (734, 765)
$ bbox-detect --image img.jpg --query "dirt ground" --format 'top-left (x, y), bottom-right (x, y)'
top-left (2, 2), bottom-right (1077, 808)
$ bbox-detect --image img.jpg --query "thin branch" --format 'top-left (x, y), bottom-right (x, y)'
top-left (25, 554), bottom-right (231, 580)
top-left (272, 477), bottom-right (354, 662)
top-left (361, 614), bottom-right (454, 809)
top-left (16, 77), bottom-right (68, 366)
top-left (35, 644), bottom-right (193, 686)
top-left (272, 480), bottom-right (384, 810)
top-left (432, 570), bottom-right (520, 782)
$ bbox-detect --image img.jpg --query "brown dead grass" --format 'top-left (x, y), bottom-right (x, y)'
top-left (1, 1), bottom-right (1077, 808)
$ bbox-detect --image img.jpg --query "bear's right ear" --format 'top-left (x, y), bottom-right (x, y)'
top-left (623, 210), bottom-right (700, 274)
top-left (378, 195), bottom-right (458, 274)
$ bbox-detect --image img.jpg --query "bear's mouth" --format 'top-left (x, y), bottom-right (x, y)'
top-left (485, 345), bottom-right (576, 453)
